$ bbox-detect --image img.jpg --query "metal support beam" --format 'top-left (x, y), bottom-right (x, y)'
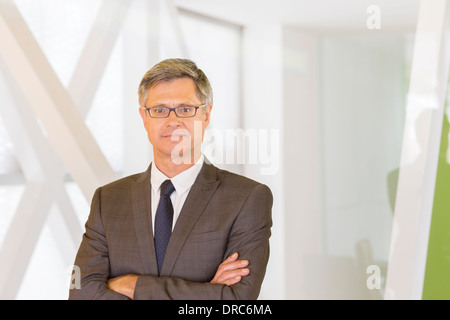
top-left (0, 0), bottom-right (117, 201)
top-left (163, 0), bottom-right (189, 57)
top-left (0, 0), bottom-right (178, 300)
top-left (0, 0), bottom-right (132, 298)
top-left (385, 0), bottom-right (450, 300)
top-left (69, 0), bottom-right (132, 118)
top-left (0, 182), bottom-right (53, 299)
top-left (0, 59), bottom-right (82, 298)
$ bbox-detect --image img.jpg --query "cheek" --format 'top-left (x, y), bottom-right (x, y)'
top-left (145, 121), bottom-right (158, 141)
top-left (187, 120), bottom-right (207, 141)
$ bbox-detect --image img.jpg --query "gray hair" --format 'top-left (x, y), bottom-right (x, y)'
top-left (138, 58), bottom-right (213, 107)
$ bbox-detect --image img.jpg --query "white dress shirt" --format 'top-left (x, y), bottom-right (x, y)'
top-left (150, 154), bottom-right (204, 233)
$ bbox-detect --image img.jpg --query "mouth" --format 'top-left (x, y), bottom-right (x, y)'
top-left (161, 133), bottom-right (189, 139)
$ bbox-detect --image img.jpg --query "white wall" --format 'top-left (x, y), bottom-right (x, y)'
top-left (242, 23), bottom-right (285, 299)
top-left (281, 27), bottom-right (322, 299)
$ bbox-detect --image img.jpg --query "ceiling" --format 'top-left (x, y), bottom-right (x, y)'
top-left (175, 0), bottom-right (420, 34)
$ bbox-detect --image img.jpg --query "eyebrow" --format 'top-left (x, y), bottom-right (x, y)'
top-left (149, 103), bottom-right (198, 108)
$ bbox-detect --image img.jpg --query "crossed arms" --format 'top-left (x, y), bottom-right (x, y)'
top-left (107, 251), bottom-right (249, 299)
top-left (68, 182), bottom-right (273, 300)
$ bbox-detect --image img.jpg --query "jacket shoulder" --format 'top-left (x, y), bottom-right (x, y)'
top-left (212, 165), bottom-right (272, 195)
top-left (97, 170), bottom-right (147, 194)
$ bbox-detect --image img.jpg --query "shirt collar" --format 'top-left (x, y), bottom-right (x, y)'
top-left (151, 154), bottom-right (204, 195)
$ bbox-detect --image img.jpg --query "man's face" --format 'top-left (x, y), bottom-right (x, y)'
top-left (139, 77), bottom-right (212, 162)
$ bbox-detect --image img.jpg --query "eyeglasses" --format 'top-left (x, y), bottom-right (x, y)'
top-left (141, 104), bottom-right (206, 118)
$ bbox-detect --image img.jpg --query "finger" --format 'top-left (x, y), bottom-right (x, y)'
top-left (214, 267), bottom-right (250, 284)
top-left (214, 259), bottom-right (249, 280)
top-left (210, 266), bottom-right (249, 285)
top-left (219, 259), bottom-right (249, 272)
top-left (223, 252), bottom-right (239, 264)
top-left (210, 253), bottom-right (250, 285)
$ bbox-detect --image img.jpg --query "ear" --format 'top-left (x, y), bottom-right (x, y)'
top-left (204, 104), bottom-right (213, 127)
top-left (139, 107), bottom-right (147, 125)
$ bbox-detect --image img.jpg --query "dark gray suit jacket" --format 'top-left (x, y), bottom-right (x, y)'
top-left (69, 161), bottom-right (273, 300)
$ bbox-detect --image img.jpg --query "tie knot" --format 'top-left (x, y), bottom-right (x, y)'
top-left (160, 179), bottom-right (175, 197)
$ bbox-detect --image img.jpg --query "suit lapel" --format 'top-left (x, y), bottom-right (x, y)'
top-left (160, 161), bottom-right (220, 276)
top-left (131, 165), bottom-right (159, 275)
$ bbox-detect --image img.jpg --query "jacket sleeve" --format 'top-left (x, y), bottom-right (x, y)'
top-left (133, 183), bottom-right (273, 300)
top-left (68, 187), bottom-right (129, 300)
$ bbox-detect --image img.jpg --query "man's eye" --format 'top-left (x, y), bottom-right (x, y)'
top-left (155, 108), bottom-right (166, 113)
top-left (180, 107), bottom-right (193, 113)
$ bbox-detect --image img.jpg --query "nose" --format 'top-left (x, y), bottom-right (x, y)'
top-left (166, 109), bottom-right (181, 127)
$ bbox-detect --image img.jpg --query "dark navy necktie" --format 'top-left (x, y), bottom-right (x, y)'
top-left (154, 179), bottom-right (175, 275)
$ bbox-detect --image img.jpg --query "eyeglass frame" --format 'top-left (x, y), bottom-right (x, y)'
top-left (140, 104), bottom-right (207, 118)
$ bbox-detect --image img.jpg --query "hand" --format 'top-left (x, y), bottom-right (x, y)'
top-left (107, 274), bottom-right (139, 299)
top-left (210, 252), bottom-right (250, 286)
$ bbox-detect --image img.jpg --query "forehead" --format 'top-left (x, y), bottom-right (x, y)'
top-left (147, 78), bottom-right (200, 105)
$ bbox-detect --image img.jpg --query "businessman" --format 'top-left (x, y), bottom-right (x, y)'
top-left (69, 58), bottom-right (273, 300)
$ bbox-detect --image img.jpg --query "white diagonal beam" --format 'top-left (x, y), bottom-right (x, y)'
top-left (0, 60), bottom-right (82, 298)
top-left (0, 0), bottom-right (137, 298)
top-left (385, 0), bottom-right (450, 300)
top-left (0, 0), bottom-right (117, 201)
top-left (164, 0), bottom-right (189, 57)
top-left (69, 0), bottom-right (132, 118)
top-left (122, 0), bottom-right (159, 176)
top-left (0, 58), bottom-right (83, 242)
top-left (0, 182), bottom-right (53, 299)
top-left (0, 0), bottom-right (149, 299)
